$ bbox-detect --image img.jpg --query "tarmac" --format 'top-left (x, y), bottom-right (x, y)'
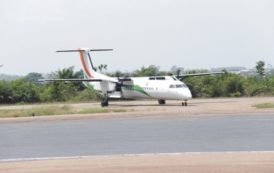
top-left (0, 97), bottom-right (274, 173)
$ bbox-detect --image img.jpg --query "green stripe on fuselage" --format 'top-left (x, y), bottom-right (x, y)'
top-left (123, 85), bottom-right (150, 96)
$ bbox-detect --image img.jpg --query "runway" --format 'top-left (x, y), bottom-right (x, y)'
top-left (1, 114), bottom-right (274, 160)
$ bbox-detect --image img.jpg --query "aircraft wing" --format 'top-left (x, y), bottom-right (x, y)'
top-left (176, 72), bottom-right (224, 79)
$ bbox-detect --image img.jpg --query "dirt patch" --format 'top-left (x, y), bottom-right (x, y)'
top-left (0, 97), bottom-right (274, 123)
top-left (1, 152), bottom-right (274, 173)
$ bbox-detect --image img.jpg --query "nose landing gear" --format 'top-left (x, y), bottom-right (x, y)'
top-left (182, 101), bottom-right (188, 106)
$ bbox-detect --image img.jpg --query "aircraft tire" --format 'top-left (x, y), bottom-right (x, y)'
top-left (101, 97), bottom-right (109, 107)
top-left (101, 101), bottom-right (105, 107)
top-left (158, 99), bottom-right (166, 105)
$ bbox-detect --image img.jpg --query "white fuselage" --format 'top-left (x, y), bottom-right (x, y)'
top-left (85, 73), bottom-right (192, 101)
top-left (64, 48), bottom-right (192, 101)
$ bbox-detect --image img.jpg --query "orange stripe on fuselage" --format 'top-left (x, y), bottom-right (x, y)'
top-left (79, 51), bottom-right (93, 78)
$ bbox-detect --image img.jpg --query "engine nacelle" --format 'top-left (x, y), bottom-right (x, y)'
top-left (115, 83), bottom-right (122, 92)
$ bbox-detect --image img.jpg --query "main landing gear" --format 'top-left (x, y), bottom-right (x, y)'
top-left (158, 99), bottom-right (166, 105)
top-left (101, 96), bottom-right (109, 107)
top-left (182, 101), bottom-right (188, 106)
top-left (158, 99), bottom-right (188, 106)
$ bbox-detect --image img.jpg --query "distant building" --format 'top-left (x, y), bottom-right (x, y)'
top-left (211, 66), bottom-right (246, 73)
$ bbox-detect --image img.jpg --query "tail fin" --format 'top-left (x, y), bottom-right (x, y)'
top-left (56, 48), bottom-right (113, 79)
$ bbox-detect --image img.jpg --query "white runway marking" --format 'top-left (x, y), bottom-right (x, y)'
top-left (1, 151), bottom-right (274, 163)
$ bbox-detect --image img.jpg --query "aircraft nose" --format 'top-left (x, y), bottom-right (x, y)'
top-left (184, 88), bottom-right (192, 99)
top-left (179, 88), bottom-right (192, 100)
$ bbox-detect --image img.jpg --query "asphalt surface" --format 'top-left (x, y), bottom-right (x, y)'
top-left (1, 114), bottom-right (274, 160)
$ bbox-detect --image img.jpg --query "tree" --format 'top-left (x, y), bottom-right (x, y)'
top-left (97, 64), bottom-right (108, 73)
top-left (256, 61), bottom-right (265, 77)
top-left (133, 65), bottom-right (161, 77)
top-left (0, 81), bottom-right (14, 103)
top-left (223, 74), bottom-right (245, 97)
top-left (112, 70), bottom-right (123, 78)
top-left (10, 79), bottom-right (40, 103)
top-left (170, 66), bottom-right (184, 76)
top-left (25, 72), bottom-right (43, 83)
top-left (40, 67), bottom-right (85, 101)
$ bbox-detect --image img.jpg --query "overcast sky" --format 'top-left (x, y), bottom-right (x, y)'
top-left (1, 0), bottom-right (274, 75)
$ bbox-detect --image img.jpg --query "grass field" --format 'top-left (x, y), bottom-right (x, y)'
top-left (0, 105), bottom-right (127, 118)
top-left (253, 103), bottom-right (274, 109)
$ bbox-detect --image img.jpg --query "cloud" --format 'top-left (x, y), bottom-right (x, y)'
top-left (2, 0), bottom-right (67, 24)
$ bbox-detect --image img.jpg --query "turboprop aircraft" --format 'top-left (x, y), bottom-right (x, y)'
top-left (42, 48), bottom-right (223, 107)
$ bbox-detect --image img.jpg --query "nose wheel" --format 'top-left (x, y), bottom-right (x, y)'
top-left (182, 101), bottom-right (188, 106)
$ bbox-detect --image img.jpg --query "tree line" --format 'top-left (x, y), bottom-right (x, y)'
top-left (0, 61), bottom-right (273, 104)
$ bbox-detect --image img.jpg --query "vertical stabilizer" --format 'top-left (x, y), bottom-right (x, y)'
top-left (56, 48), bottom-right (113, 79)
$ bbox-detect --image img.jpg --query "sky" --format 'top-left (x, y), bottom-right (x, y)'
top-left (0, 0), bottom-right (274, 75)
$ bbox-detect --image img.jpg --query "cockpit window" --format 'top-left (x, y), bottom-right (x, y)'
top-left (176, 84), bottom-right (183, 88)
top-left (171, 76), bottom-right (177, 81)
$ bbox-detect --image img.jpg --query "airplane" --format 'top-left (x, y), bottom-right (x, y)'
top-left (42, 48), bottom-right (223, 107)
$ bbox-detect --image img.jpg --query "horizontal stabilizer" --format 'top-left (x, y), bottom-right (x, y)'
top-left (56, 49), bottom-right (113, 53)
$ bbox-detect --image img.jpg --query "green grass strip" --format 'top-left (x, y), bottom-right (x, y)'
top-left (0, 105), bottom-right (127, 118)
top-left (253, 103), bottom-right (274, 109)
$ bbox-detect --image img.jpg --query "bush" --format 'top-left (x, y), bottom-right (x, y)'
top-left (39, 82), bottom-right (78, 102)
top-left (10, 79), bottom-right (40, 103)
top-left (71, 89), bottom-right (100, 102)
top-left (0, 81), bottom-right (14, 103)
top-left (224, 74), bottom-right (245, 97)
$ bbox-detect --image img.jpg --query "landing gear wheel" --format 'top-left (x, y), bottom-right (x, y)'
top-left (182, 101), bottom-right (187, 106)
top-left (158, 99), bottom-right (166, 105)
top-left (101, 97), bottom-right (109, 107)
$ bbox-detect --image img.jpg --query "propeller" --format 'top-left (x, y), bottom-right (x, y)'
top-left (114, 71), bottom-right (132, 92)
top-left (115, 71), bottom-right (122, 92)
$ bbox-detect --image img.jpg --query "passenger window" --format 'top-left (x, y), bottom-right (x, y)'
top-left (169, 85), bottom-right (175, 88)
top-left (156, 77), bottom-right (165, 80)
